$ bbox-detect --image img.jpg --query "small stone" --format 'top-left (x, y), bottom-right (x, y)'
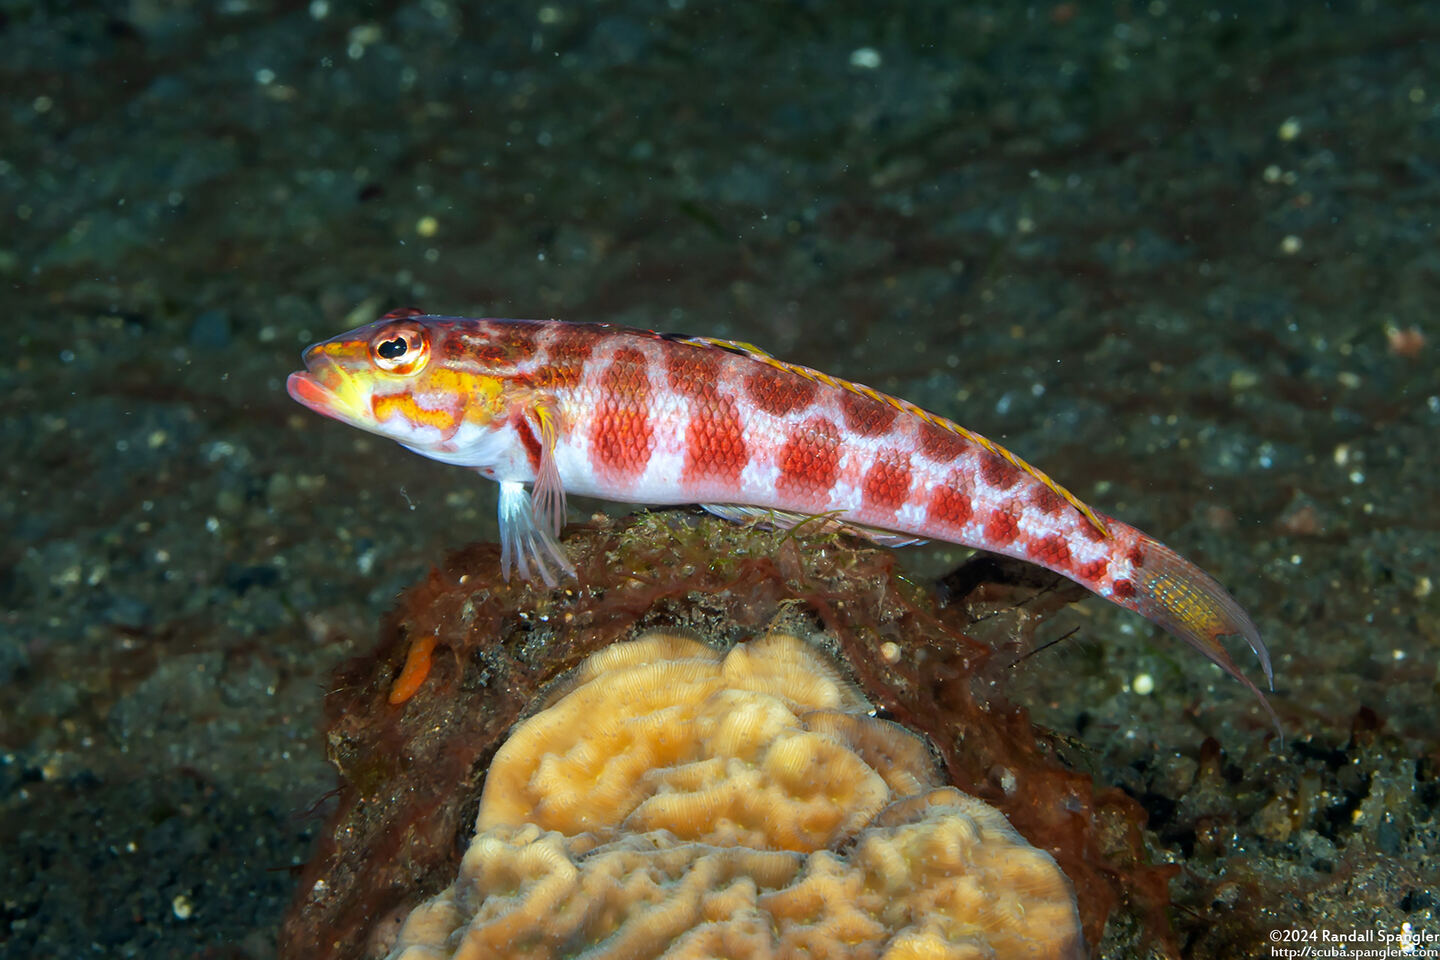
top-left (1252, 794), bottom-right (1295, 842)
top-left (1212, 882), bottom-right (1241, 908)
top-left (1156, 755), bottom-right (1198, 797)
top-left (849, 47), bottom-right (882, 69)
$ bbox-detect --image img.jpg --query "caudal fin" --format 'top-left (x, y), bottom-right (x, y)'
top-left (1128, 536), bottom-right (1280, 736)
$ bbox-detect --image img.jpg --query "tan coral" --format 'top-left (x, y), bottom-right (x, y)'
top-left (386, 630), bottom-right (1084, 960)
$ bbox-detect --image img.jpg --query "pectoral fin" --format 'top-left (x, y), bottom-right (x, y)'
top-left (531, 397), bottom-right (567, 537)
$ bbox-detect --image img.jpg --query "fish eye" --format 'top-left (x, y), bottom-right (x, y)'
top-left (369, 321), bottom-right (430, 375)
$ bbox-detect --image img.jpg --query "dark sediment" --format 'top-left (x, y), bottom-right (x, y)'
top-left (3, 1), bottom-right (1438, 957)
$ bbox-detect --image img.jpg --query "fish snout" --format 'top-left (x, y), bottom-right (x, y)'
top-left (300, 342), bottom-right (325, 369)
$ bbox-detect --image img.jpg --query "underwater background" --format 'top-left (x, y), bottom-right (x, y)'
top-left (2, 1), bottom-right (1436, 957)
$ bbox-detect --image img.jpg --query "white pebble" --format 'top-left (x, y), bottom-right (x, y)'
top-left (849, 47), bottom-right (882, 69)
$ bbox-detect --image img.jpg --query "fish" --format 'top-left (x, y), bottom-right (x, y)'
top-left (288, 309), bottom-right (1276, 721)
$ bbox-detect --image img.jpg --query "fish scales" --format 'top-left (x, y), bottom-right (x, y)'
top-left (442, 320), bottom-right (1119, 596)
top-left (288, 312), bottom-right (1276, 723)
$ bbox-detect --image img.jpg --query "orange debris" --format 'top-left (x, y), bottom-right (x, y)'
top-left (388, 633), bottom-right (438, 705)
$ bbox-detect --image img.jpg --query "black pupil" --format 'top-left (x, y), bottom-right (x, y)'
top-left (377, 337), bottom-right (408, 360)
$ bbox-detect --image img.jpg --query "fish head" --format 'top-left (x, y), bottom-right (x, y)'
top-left (286, 314), bottom-right (510, 461)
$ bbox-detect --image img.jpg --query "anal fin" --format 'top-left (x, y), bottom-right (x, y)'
top-left (700, 503), bottom-right (928, 548)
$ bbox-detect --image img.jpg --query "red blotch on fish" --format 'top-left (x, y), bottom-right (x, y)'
top-left (745, 367), bottom-right (817, 417)
top-left (1030, 485), bottom-right (1067, 516)
top-left (919, 421), bottom-right (969, 463)
top-left (928, 473), bottom-right (975, 530)
top-left (684, 397), bottom-right (748, 487)
top-left (776, 416), bottom-right (841, 506)
top-left (862, 449), bottom-right (912, 517)
top-left (840, 390), bottom-right (898, 437)
top-left (984, 509), bottom-right (1020, 546)
top-left (592, 348), bottom-right (654, 481)
top-left (979, 452), bottom-right (1023, 489)
top-left (1030, 534), bottom-right (1072, 571)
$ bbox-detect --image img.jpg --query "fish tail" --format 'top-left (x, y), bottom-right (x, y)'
top-left (1124, 535), bottom-right (1280, 736)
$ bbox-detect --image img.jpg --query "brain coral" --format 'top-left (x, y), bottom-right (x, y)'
top-left (385, 630), bottom-right (1083, 960)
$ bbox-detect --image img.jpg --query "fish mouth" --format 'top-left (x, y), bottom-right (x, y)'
top-left (286, 351), bottom-right (369, 426)
top-left (286, 370), bottom-right (346, 418)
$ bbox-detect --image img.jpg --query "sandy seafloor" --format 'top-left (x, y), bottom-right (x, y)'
top-left (2, 1), bottom-right (1437, 957)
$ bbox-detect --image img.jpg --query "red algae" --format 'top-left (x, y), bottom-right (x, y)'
top-left (278, 511), bottom-right (1176, 960)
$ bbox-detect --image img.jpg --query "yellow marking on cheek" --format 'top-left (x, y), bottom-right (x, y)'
top-left (424, 367), bottom-right (470, 395)
top-left (420, 368), bottom-right (504, 424)
top-left (320, 340), bottom-right (369, 361)
top-left (316, 356), bottom-right (369, 418)
top-left (470, 374), bottom-right (504, 412)
top-left (372, 392), bottom-right (459, 432)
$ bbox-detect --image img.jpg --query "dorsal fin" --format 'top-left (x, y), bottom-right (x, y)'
top-left (677, 334), bottom-right (1110, 540)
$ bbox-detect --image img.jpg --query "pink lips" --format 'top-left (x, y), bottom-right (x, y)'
top-left (286, 370), bottom-right (341, 419)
